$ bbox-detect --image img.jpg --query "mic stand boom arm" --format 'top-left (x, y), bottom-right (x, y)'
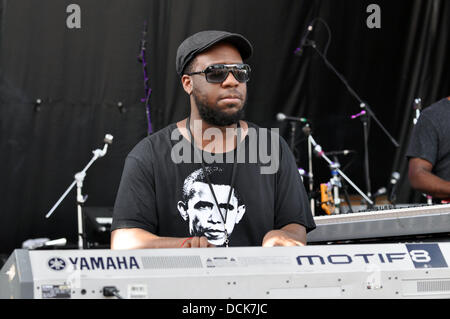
top-left (307, 41), bottom-right (399, 148)
top-left (309, 135), bottom-right (374, 206)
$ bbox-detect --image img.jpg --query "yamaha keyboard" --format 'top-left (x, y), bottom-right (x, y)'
top-left (308, 203), bottom-right (450, 243)
top-left (2, 244), bottom-right (450, 299)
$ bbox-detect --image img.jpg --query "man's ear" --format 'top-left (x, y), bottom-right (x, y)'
top-left (177, 201), bottom-right (188, 221)
top-left (181, 75), bottom-right (193, 95)
top-left (235, 205), bottom-right (246, 224)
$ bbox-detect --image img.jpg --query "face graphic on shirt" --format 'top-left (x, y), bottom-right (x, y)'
top-left (177, 169), bottom-right (246, 246)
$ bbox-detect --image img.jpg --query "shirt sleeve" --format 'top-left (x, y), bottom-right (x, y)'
top-left (406, 114), bottom-right (439, 166)
top-left (274, 136), bottom-right (316, 233)
top-left (111, 154), bottom-right (158, 234)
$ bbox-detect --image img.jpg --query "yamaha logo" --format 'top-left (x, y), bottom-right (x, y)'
top-left (46, 255), bottom-right (141, 271)
top-left (48, 257), bottom-right (67, 271)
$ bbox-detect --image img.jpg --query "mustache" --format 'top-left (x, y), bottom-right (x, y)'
top-left (218, 91), bottom-right (244, 100)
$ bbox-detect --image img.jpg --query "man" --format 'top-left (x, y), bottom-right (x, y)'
top-left (177, 167), bottom-right (246, 246)
top-left (407, 97), bottom-right (450, 201)
top-left (110, 30), bottom-right (315, 249)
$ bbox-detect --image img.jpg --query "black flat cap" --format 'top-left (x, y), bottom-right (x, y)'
top-left (176, 30), bottom-right (253, 76)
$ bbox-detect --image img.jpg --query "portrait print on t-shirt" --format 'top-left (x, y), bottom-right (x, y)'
top-left (177, 167), bottom-right (246, 246)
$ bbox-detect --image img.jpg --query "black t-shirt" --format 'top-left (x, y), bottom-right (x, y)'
top-left (406, 97), bottom-right (450, 181)
top-left (111, 121), bottom-right (316, 247)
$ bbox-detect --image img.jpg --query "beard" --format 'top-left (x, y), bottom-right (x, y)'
top-left (193, 90), bottom-right (246, 126)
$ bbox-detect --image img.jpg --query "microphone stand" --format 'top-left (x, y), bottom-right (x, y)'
top-left (302, 123), bottom-right (315, 216)
top-left (45, 134), bottom-right (114, 249)
top-left (138, 21), bottom-right (153, 135)
top-left (305, 39), bottom-right (399, 208)
top-left (289, 121), bottom-right (298, 161)
top-left (309, 134), bottom-right (374, 206)
top-left (361, 109), bottom-right (372, 201)
top-left (412, 98), bottom-right (432, 204)
top-left (283, 118), bottom-right (315, 215)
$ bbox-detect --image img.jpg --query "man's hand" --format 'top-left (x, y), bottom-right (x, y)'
top-left (262, 223), bottom-right (306, 247)
top-left (409, 158), bottom-right (450, 199)
top-left (181, 236), bottom-right (216, 248)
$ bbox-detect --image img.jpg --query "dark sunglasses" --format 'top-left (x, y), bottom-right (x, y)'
top-left (186, 63), bottom-right (251, 83)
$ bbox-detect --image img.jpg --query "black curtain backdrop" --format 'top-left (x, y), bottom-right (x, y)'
top-left (0, 0), bottom-right (449, 255)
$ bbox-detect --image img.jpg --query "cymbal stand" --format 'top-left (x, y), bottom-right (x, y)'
top-left (328, 160), bottom-right (342, 214)
top-left (309, 134), bottom-right (374, 206)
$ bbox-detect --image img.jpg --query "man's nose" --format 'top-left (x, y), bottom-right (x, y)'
top-left (221, 71), bottom-right (240, 87)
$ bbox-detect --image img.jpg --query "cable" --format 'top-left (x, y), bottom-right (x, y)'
top-left (103, 286), bottom-right (124, 299)
top-left (304, 17), bottom-right (332, 58)
top-left (112, 290), bottom-right (124, 299)
top-left (314, 18), bottom-right (332, 58)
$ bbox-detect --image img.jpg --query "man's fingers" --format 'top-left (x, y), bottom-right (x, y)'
top-left (283, 240), bottom-right (300, 247)
top-left (184, 236), bottom-right (214, 248)
top-left (199, 236), bottom-right (210, 248)
top-left (262, 237), bottom-right (304, 247)
top-left (262, 237), bottom-right (276, 247)
top-left (190, 236), bottom-right (200, 247)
